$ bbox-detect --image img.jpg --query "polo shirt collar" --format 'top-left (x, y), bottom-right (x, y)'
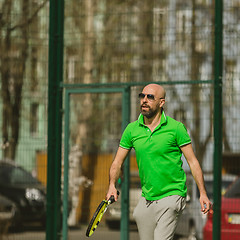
top-left (138, 110), bottom-right (167, 127)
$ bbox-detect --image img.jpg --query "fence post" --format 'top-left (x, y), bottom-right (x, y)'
top-left (120, 86), bottom-right (131, 240)
top-left (46, 0), bottom-right (65, 239)
top-left (213, 0), bottom-right (223, 239)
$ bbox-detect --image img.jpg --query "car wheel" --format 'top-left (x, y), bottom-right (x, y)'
top-left (173, 234), bottom-right (181, 240)
top-left (41, 217), bottom-right (46, 229)
top-left (106, 220), bottom-right (120, 230)
top-left (188, 225), bottom-right (197, 240)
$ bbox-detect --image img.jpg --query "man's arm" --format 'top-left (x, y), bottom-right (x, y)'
top-left (181, 143), bottom-right (212, 214)
top-left (106, 147), bottom-right (130, 201)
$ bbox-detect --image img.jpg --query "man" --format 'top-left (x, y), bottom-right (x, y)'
top-left (106, 84), bottom-right (211, 240)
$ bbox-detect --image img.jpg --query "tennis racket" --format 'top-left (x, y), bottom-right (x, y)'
top-left (86, 191), bottom-right (120, 237)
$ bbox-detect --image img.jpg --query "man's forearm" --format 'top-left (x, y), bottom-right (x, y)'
top-left (106, 147), bottom-right (130, 200)
top-left (109, 161), bottom-right (122, 187)
top-left (181, 144), bottom-right (207, 195)
top-left (190, 161), bottom-right (207, 196)
top-left (109, 147), bottom-right (130, 186)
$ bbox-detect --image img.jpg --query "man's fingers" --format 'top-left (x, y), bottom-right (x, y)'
top-left (106, 189), bottom-right (119, 202)
top-left (114, 193), bottom-right (118, 202)
top-left (201, 201), bottom-right (212, 214)
top-left (112, 190), bottom-right (120, 202)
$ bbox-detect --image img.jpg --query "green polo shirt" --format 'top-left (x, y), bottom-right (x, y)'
top-left (119, 111), bottom-right (191, 200)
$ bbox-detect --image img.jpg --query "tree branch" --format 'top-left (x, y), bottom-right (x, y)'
top-left (9, 0), bottom-right (48, 31)
top-left (0, 0), bottom-right (13, 30)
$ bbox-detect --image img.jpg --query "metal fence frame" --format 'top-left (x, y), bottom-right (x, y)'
top-left (46, 0), bottom-right (223, 240)
top-left (62, 86), bottom-right (130, 240)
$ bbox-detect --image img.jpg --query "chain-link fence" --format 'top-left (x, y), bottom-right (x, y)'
top-left (0, 0), bottom-right (240, 240)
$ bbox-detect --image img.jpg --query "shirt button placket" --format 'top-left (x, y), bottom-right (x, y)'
top-left (147, 129), bottom-right (151, 140)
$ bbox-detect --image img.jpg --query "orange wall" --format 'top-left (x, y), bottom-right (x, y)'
top-left (77, 153), bottom-right (138, 223)
top-left (36, 152), bottom-right (138, 224)
top-left (36, 151), bottom-right (47, 186)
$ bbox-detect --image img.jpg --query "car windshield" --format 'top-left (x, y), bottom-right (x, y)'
top-left (224, 178), bottom-right (240, 198)
top-left (197, 179), bottom-right (234, 200)
top-left (0, 165), bottom-right (39, 185)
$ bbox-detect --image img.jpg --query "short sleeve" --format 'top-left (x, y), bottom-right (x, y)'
top-left (176, 122), bottom-right (191, 147)
top-left (119, 124), bottom-right (133, 150)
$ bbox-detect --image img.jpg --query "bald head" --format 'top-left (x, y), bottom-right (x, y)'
top-left (142, 84), bottom-right (166, 99)
top-left (139, 84), bottom-right (166, 119)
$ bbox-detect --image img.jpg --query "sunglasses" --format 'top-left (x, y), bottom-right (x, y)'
top-left (138, 93), bottom-right (164, 101)
top-left (138, 93), bottom-right (155, 100)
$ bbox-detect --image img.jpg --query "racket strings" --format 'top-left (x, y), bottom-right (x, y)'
top-left (86, 193), bottom-right (119, 237)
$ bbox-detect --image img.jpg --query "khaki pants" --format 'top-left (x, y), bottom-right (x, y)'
top-left (133, 195), bottom-right (186, 240)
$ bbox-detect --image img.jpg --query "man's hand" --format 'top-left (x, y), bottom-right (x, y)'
top-left (200, 194), bottom-right (212, 214)
top-left (106, 185), bottom-right (119, 202)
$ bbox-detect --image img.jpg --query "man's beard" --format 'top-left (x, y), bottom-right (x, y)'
top-left (140, 105), bottom-right (158, 119)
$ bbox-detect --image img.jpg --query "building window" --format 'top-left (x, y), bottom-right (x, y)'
top-left (30, 103), bottom-right (39, 135)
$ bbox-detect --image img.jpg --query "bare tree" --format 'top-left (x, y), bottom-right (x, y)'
top-left (189, 0), bottom-right (212, 165)
top-left (0, 0), bottom-right (48, 160)
top-left (189, 0), bottom-right (230, 165)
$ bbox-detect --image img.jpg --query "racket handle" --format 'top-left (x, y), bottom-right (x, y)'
top-left (108, 190), bottom-right (120, 204)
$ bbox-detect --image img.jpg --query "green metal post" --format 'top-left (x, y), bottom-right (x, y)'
top-left (213, 0), bottom-right (223, 239)
top-left (120, 87), bottom-right (131, 240)
top-left (62, 91), bottom-right (70, 240)
top-left (46, 0), bottom-right (65, 240)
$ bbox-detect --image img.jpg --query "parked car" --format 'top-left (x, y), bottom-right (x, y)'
top-left (174, 173), bottom-right (237, 240)
top-left (0, 160), bottom-right (46, 228)
top-left (105, 172), bottom-right (142, 229)
top-left (203, 177), bottom-right (240, 240)
top-left (0, 194), bottom-right (16, 233)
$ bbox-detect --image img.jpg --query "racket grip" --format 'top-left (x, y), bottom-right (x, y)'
top-left (109, 190), bottom-right (120, 204)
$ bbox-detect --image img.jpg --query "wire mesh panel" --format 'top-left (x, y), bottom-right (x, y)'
top-left (0, 1), bottom-right (49, 239)
top-left (0, 0), bottom-right (240, 240)
top-left (64, 92), bottom-right (122, 238)
top-left (62, 0), bottom-right (240, 239)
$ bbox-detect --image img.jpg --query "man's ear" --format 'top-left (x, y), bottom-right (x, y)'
top-left (160, 99), bottom-right (165, 108)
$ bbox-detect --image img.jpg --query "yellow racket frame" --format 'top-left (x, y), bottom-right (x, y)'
top-left (86, 199), bottom-right (111, 237)
top-left (86, 193), bottom-right (119, 237)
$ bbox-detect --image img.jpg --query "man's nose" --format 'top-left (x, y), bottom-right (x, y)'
top-left (143, 95), bottom-right (148, 101)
